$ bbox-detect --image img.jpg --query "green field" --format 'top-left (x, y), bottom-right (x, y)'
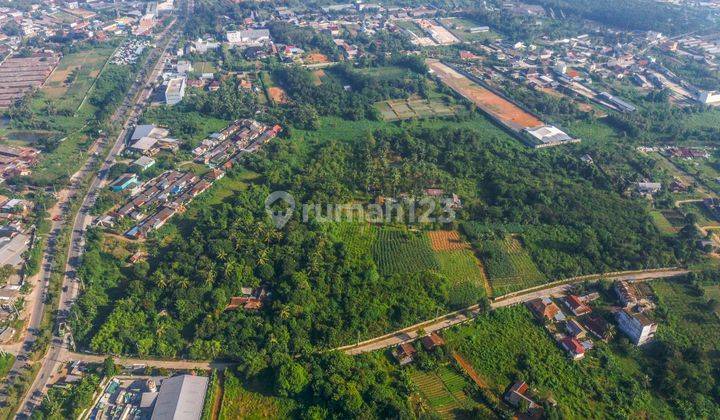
top-left (650, 210), bottom-right (676, 235)
top-left (438, 17), bottom-right (496, 42)
top-left (193, 61), bottom-right (217, 74)
top-left (477, 236), bottom-right (546, 296)
top-left (435, 250), bottom-right (488, 300)
top-left (652, 280), bottom-right (720, 351)
top-left (410, 366), bottom-right (477, 418)
top-left (219, 371), bottom-right (295, 420)
top-left (0, 352), bottom-right (14, 379)
top-left (375, 98), bottom-right (457, 121)
top-left (328, 222), bottom-right (376, 259)
top-left (681, 201), bottom-right (716, 226)
top-left (36, 47), bottom-right (115, 115)
top-left (372, 228), bottom-right (439, 276)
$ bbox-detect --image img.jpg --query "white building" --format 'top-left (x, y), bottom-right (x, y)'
top-left (226, 29), bottom-right (271, 47)
top-left (165, 77), bottom-right (186, 105)
top-left (698, 90), bottom-right (720, 105)
top-left (616, 309), bottom-right (657, 346)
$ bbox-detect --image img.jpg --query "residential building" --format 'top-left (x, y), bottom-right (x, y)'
top-left (565, 319), bottom-right (587, 339)
top-left (527, 297), bottom-right (565, 322)
top-left (131, 125), bottom-right (169, 142)
top-left (165, 77), bottom-right (186, 105)
top-left (420, 332), bottom-right (445, 351)
top-left (110, 174), bottom-right (139, 191)
top-left (614, 280), bottom-right (639, 307)
top-left (616, 309), bottom-right (657, 346)
top-left (560, 337), bottom-right (586, 360)
top-left (563, 295), bottom-right (591, 316)
top-left (133, 156), bottom-right (156, 171)
top-left (636, 182), bottom-right (661, 195)
top-left (150, 375), bottom-right (209, 420)
top-left (582, 316), bottom-right (612, 341)
top-left (503, 381), bottom-right (539, 409)
top-left (392, 343), bottom-right (416, 365)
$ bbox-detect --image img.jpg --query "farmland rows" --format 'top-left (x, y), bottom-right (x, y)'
top-left (410, 367), bottom-right (474, 418)
top-left (479, 236), bottom-right (546, 296)
top-left (372, 228), bottom-right (439, 276)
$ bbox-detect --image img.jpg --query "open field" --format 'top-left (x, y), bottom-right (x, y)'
top-left (375, 98), bottom-right (457, 121)
top-left (193, 61), bottom-right (217, 74)
top-left (477, 236), bottom-right (546, 296)
top-left (435, 250), bottom-right (490, 300)
top-left (428, 230), bottom-right (469, 251)
top-left (219, 371), bottom-right (294, 420)
top-left (680, 201), bottom-right (716, 226)
top-left (438, 17), bottom-right (496, 42)
top-left (650, 210), bottom-right (677, 235)
top-left (660, 208), bottom-right (686, 228)
top-left (428, 60), bottom-right (542, 132)
top-left (410, 366), bottom-right (476, 418)
top-left (39, 47), bottom-right (115, 112)
top-left (372, 228), bottom-right (439, 276)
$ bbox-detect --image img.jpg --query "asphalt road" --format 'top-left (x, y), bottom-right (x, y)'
top-left (339, 268), bottom-right (689, 356)
top-left (9, 17), bottom-right (182, 418)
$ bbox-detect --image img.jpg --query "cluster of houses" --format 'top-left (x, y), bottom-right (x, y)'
top-left (526, 280), bottom-right (659, 360)
top-left (109, 169), bottom-right (220, 240)
top-left (391, 332), bottom-right (445, 365)
top-left (192, 119), bottom-right (282, 169)
top-left (0, 146), bottom-right (40, 180)
top-left (127, 124), bottom-right (178, 156)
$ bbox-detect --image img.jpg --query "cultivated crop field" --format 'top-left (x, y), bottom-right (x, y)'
top-left (435, 250), bottom-right (490, 299)
top-left (477, 236), bottom-right (546, 296)
top-left (372, 228), bottom-right (439, 276)
top-left (428, 230), bottom-right (469, 251)
top-left (703, 285), bottom-right (720, 316)
top-left (375, 98), bottom-right (457, 121)
top-left (410, 366), bottom-right (476, 418)
top-left (329, 222), bottom-right (377, 259)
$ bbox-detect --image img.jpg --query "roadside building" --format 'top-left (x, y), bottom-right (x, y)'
top-left (614, 280), bottom-right (639, 307)
top-left (582, 316), bottom-right (612, 341)
top-left (560, 337), bottom-right (586, 360)
top-left (110, 173), bottom-right (139, 191)
top-left (563, 295), bottom-right (591, 316)
top-left (527, 297), bottom-right (565, 322)
top-left (392, 343), bottom-right (416, 365)
top-left (615, 309), bottom-right (657, 346)
top-left (165, 77), bottom-right (186, 105)
top-left (150, 374), bottom-right (209, 420)
top-left (420, 332), bottom-right (445, 351)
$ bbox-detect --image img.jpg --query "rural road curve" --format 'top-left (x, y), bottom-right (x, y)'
top-left (338, 268), bottom-right (688, 355)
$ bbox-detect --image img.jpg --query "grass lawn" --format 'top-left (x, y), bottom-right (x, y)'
top-left (476, 236), bottom-right (546, 297)
top-left (650, 210), bottom-right (676, 235)
top-left (219, 370), bottom-right (295, 420)
top-left (438, 17), bottom-right (497, 42)
top-left (372, 227), bottom-right (439, 277)
top-left (375, 98), bottom-right (458, 121)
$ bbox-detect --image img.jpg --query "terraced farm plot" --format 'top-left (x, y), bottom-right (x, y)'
top-left (372, 228), bottom-right (439, 276)
top-left (410, 366), bottom-right (476, 418)
top-left (650, 210), bottom-right (677, 235)
top-left (478, 236), bottom-right (546, 297)
top-left (660, 208), bottom-right (686, 228)
top-left (376, 98), bottom-right (457, 121)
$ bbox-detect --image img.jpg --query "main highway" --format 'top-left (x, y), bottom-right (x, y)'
top-left (6, 13), bottom-right (184, 418)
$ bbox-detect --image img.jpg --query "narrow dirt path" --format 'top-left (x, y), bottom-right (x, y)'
top-left (210, 369), bottom-right (225, 420)
top-left (451, 352), bottom-right (489, 389)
